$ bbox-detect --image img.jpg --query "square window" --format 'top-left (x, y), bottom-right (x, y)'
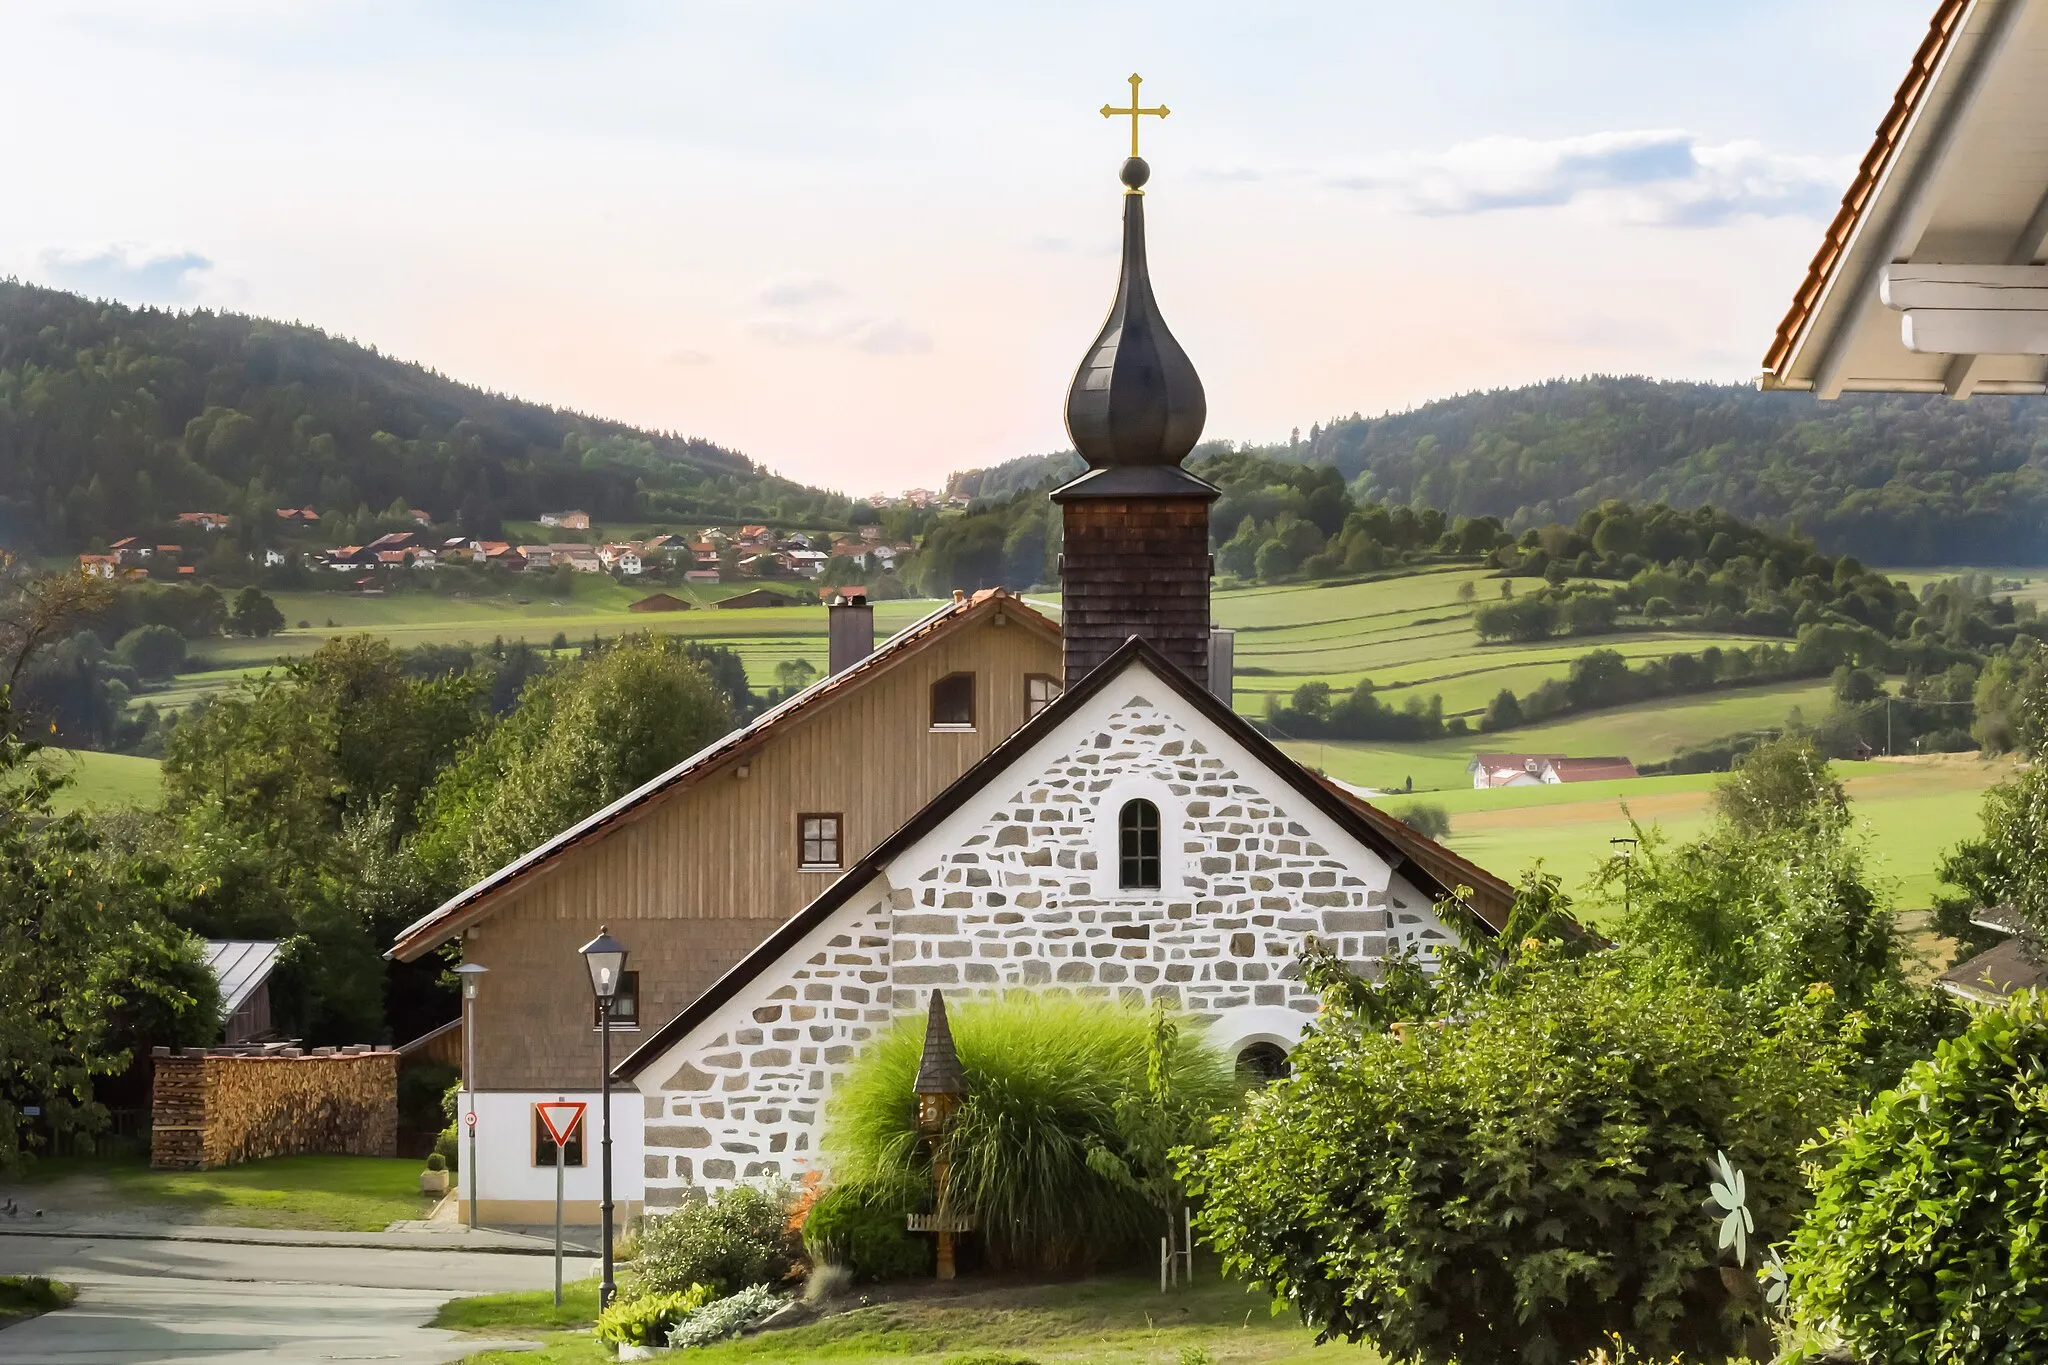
top-left (533, 1104), bottom-right (586, 1167)
top-left (931, 673), bottom-right (975, 728)
top-left (800, 813), bottom-right (842, 868)
top-left (1026, 673), bottom-right (1061, 718)
top-left (593, 970), bottom-right (639, 1029)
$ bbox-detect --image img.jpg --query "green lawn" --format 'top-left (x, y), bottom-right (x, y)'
top-left (41, 749), bottom-right (165, 812)
top-left (450, 1270), bottom-right (1373, 1365)
top-left (0, 1276), bottom-right (75, 1322)
top-left (14, 1155), bottom-right (437, 1231)
top-left (1374, 753), bottom-right (2009, 915)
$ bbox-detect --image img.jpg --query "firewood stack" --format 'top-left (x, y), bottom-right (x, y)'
top-left (149, 1045), bottom-right (400, 1169)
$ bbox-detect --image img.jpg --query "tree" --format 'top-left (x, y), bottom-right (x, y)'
top-left (1711, 734), bottom-right (1845, 840)
top-left (115, 624), bottom-right (187, 680)
top-left (415, 635), bottom-right (732, 888)
top-left (1188, 948), bottom-right (1853, 1365)
top-left (228, 586), bottom-right (285, 638)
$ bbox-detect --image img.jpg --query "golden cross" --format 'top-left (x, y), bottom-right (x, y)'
top-left (1100, 72), bottom-right (1169, 159)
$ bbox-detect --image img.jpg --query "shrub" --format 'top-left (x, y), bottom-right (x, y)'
top-left (424, 1152), bottom-right (446, 1172)
top-left (666, 1283), bottom-right (784, 1348)
top-left (822, 994), bottom-right (1237, 1273)
top-left (433, 1126), bottom-right (459, 1171)
top-left (630, 1182), bottom-right (799, 1297)
top-left (594, 1284), bottom-right (714, 1347)
top-left (1785, 993), bottom-right (2048, 1361)
top-left (801, 1185), bottom-right (930, 1282)
top-left (115, 624), bottom-right (187, 680)
top-left (1187, 949), bottom-right (1854, 1365)
top-left (1392, 802), bottom-right (1450, 839)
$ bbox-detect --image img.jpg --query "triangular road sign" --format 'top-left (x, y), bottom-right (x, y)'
top-left (536, 1100), bottom-right (586, 1148)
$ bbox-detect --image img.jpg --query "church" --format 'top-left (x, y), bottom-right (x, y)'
top-left (613, 136), bottom-right (1510, 1206)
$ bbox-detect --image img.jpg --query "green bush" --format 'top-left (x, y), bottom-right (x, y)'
top-left (593, 1283), bottom-right (714, 1346)
top-left (1785, 992), bottom-right (2048, 1361)
top-left (1187, 949), bottom-right (1855, 1365)
top-left (801, 1185), bottom-right (929, 1282)
top-left (424, 1152), bottom-right (446, 1173)
top-left (433, 1126), bottom-right (459, 1171)
top-left (821, 994), bottom-right (1237, 1273)
top-left (1392, 802), bottom-right (1450, 839)
top-left (629, 1182), bottom-right (798, 1298)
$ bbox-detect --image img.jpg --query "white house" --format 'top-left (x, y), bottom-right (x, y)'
top-left (619, 639), bottom-right (1494, 1203)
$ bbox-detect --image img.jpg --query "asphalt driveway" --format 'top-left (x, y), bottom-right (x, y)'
top-left (0, 1233), bottom-right (588, 1362)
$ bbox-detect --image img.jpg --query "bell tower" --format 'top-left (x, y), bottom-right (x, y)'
top-left (1054, 75), bottom-right (1217, 688)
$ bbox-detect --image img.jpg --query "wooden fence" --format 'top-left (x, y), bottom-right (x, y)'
top-left (149, 1045), bottom-right (399, 1169)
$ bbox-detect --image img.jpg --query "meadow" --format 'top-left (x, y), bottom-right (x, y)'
top-left (81, 565), bottom-right (2017, 909)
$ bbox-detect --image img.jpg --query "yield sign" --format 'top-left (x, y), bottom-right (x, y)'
top-left (536, 1101), bottom-right (586, 1148)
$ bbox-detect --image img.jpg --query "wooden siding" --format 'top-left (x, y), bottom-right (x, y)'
top-left (1061, 498), bottom-right (1212, 687)
top-left (464, 615), bottom-right (1061, 1091)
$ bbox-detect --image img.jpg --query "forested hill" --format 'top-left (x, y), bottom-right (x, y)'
top-left (0, 281), bottom-right (858, 551)
top-left (949, 377), bottom-right (2048, 566)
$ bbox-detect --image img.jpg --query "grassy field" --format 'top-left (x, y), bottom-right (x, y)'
top-left (1369, 752), bottom-right (2008, 913)
top-left (7, 1155), bottom-right (437, 1231)
top-left (41, 748), bottom-right (165, 812)
top-left (448, 1270), bottom-right (1373, 1365)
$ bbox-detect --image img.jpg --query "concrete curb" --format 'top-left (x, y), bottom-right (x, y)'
top-left (0, 1223), bottom-right (601, 1257)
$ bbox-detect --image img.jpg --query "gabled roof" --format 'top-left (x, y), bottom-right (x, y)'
top-left (388, 589), bottom-right (1058, 961)
top-left (204, 940), bottom-right (281, 1016)
top-left (1546, 757), bottom-right (1638, 783)
top-left (616, 634), bottom-right (1515, 1081)
top-left (1762, 0), bottom-right (2048, 396)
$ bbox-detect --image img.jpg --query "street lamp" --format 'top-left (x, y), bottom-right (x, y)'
top-left (579, 927), bottom-right (628, 1310)
top-left (453, 961), bottom-right (488, 1231)
top-left (1610, 837), bottom-right (1639, 918)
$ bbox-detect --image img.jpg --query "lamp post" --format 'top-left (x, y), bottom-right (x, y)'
top-left (453, 962), bottom-right (488, 1231)
top-left (1610, 837), bottom-right (1639, 917)
top-left (579, 927), bottom-right (628, 1310)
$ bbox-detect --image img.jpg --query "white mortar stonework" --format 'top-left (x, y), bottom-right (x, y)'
top-left (635, 662), bottom-right (1452, 1207)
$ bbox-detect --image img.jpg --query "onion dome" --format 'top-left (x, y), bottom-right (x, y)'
top-left (1057, 156), bottom-right (1214, 500)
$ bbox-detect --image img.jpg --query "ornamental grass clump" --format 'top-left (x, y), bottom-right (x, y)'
top-left (1186, 947), bottom-right (1855, 1365)
top-left (1784, 991), bottom-right (2048, 1363)
top-left (820, 993), bottom-right (1237, 1273)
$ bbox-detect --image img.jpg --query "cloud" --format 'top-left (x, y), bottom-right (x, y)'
top-left (33, 243), bottom-right (229, 303)
top-left (1333, 130), bottom-right (1847, 227)
top-left (663, 346), bottom-right (714, 366)
top-left (746, 273), bottom-right (930, 355)
top-left (756, 277), bottom-right (843, 309)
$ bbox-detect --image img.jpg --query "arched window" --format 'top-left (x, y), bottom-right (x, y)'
top-left (1235, 1042), bottom-right (1291, 1084)
top-left (1118, 798), bottom-right (1160, 889)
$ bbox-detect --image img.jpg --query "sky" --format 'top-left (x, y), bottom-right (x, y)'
top-left (0, 1), bottom-right (1937, 493)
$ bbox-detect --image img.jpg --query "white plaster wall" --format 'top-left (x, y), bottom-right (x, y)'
top-left (460, 1089), bottom-right (644, 1209)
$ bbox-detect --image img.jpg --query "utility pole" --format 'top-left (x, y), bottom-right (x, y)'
top-left (1610, 837), bottom-right (1639, 916)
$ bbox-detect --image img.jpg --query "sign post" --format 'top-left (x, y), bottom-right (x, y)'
top-left (535, 1101), bottom-right (587, 1308)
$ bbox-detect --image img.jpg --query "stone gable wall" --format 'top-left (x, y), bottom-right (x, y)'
top-left (640, 688), bottom-right (1449, 1205)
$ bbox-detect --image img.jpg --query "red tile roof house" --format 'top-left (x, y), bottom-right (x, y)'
top-left (1466, 754), bottom-right (1638, 788)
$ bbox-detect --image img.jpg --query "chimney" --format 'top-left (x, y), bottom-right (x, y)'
top-left (1207, 628), bottom-right (1234, 703)
top-left (827, 590), bottom-right (874, 675)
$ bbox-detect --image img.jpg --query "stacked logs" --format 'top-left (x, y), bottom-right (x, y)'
top-left (149, 1045), bottom-right (399, 1169)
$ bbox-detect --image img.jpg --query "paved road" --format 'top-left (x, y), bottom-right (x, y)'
top-left (0, 1234), bottom-right (595, 1363)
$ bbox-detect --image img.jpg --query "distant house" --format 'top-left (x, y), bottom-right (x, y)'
top-left (1937, 906), bottom-right (2047, 1006)
top-left (787, 549), bottom-right (827, 577)
top-left (366, 531), bottom-right (420, 553)
top-left (600, 544), bottom-right (644, 575)
top-left (518, 545), bottom-right (556, 569)
top-left (410, 548), bottom-right (439, 569)
top-left (629, 592), bottom-right (693, 613)
top-left (79, 554), bottom-right (117, 579)
top-left (716, 587), bottom-right (792, 609)
top-left (409, 509), bottom-right (433, 527)
top-left (1467, 753), bottom-right (1638, 789)
top-left (539, 510), bottom-right (591, 530)
top-left (683, 569), bottom-right (721, 584)
top-left (205, 940), bottom-right (281, 1045)
top-left (109, 536), bottom-right (144, 565)
top-left (176, 512), bottom-right (230, 532)
top-left (556, 545), bottom-right (603, 573)
top-left (276, 506), bottom-right (320, 524)
top-left (262, 549), bottom-right (288, 567)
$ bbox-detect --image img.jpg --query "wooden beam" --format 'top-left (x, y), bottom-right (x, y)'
top-left (1882, 264), bottom-right (2048, 309)
top-left (1902, 308), bottom-right (2048, 354)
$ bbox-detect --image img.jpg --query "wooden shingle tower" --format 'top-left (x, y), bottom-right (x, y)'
top-left (1053, 86), bottom-right (1218, 689)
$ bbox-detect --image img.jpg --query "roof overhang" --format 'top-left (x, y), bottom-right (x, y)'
top-left (1763, 0), bottom-right (2048, 397)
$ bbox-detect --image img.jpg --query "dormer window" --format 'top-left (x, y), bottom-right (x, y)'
top-left (931, 673), bottom-right (976, 730)
top-left (1118, 798), bottom-right (1161, 889)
